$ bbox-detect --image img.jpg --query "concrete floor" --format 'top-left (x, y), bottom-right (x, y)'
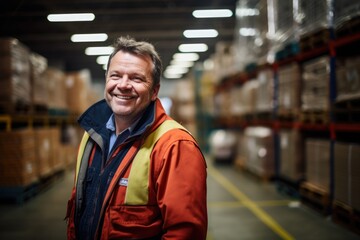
top-left (0, 159), bottom-right (359, 240)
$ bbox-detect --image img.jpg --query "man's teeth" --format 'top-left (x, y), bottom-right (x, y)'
top-left (115, 95), bottom-right (132, 99)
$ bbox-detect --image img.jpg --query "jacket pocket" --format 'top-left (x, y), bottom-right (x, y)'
top-left (107, 205), bottom-right (162, 239)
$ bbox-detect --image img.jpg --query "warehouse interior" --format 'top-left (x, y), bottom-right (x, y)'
top-left (1, 0), bottom-right (360, 239)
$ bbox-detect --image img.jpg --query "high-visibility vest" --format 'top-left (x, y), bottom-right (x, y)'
top-left (75, 119), bottom-right (186, 205)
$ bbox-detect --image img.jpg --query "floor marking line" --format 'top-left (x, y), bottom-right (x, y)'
top-left (209, 200), bottom-right (294, 208)
top-left (208, 165), bottom-right (295, 240)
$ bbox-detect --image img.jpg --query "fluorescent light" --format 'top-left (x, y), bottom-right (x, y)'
top-left (71, 33), bottom-right (108, 42)
top-left (179, 43), bottom-right (208, 52)
top-left (85, 46), bottom-right (114, 55)
top-left (183, 29), bottom-right (218, 38)
top-left (170, 60), bottom-right (195, 67)
top-left (173, 53), bottom-right (199, 61)
top-left (165, 67), bottom-right (189, 75)
top-left (236, 8), bottom-right (260, 17)
top-left (96, 55), bottom-right (110, 65)
top-left (164, 72), bottom-right (183, 79)
top-left (47, 13), bottom-right (95, 22)
top-left (193, 9), bottom-right (233, 18)
top-left (239, 28), bottom-right (258, 36)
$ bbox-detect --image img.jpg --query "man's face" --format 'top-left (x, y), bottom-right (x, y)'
top-left (105, 51), bottom-right (159, 123)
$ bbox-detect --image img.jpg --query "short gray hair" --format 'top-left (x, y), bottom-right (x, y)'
top-left (106, 36), bottom-right (162, 86)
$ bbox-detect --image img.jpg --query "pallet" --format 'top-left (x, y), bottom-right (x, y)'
top-left (277, 109), bottom-right (300, 122)
top-left (332, 200), bottom-right (360, 235)
top-left (32, 104), bottom-right (48, 115)
top-left (0, 169), bottom-right (65, 204)
top-left (300, 110), bottom-right (330, 124)
top-left (300, 28), bottom-right (331, 53)
top-left (254, 111), bottom-right (273, 121)
top-left (336, 15), bottom-right (360, 38)
top-left (299, 181), bottom-right (331, 215)
top-left (0, 100), bottom-right (31, 115)
top-left (333, 98), bottom-right (360, 122)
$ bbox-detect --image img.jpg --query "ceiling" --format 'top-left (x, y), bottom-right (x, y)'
top-left (1, 0), bottom-right (237, 82)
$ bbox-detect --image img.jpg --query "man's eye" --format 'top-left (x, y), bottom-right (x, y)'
top-left (131, 76), bottom-right (143, 82)
top-left (110, 74), bottom-right (120, 79)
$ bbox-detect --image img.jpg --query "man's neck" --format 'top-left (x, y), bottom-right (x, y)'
top-left (114, 114), bottom-right (142, 135)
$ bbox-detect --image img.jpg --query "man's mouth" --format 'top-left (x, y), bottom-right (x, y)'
top-left (114, 94), bottom-right (133, 100)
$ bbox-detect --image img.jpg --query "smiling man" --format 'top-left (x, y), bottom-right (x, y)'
top-left (65, 36), bottom-right (208, 240)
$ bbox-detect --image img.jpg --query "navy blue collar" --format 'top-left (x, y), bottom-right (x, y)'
top-left (78, 99), bottom-right (156, 140)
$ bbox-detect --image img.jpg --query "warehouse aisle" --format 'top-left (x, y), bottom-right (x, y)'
top-left (206, 160), bottom-right (360, 240)
top-left (0, 160), bottom-right (359, 240)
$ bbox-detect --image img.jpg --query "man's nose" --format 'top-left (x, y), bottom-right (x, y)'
top-left (117, 75), bottom-right (131, 88)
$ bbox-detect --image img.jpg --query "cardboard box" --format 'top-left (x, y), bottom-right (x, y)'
top-left (305, 139), bottom-right (331, 191)
top-left (0, 128), bottom-right (38, 186)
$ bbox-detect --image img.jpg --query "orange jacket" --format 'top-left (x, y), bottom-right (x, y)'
top-left (66, 99), bottom-right (207, 239)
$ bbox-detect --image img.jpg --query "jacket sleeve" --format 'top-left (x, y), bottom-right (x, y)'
top-left (155, 138), bottom-right (208, 240)
top-left (65, 187), bottom-right (77, 240)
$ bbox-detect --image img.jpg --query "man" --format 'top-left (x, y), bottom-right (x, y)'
top-left (65, 36), bottom-right (208, 240)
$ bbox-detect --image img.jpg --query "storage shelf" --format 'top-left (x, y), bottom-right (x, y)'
top-left (0, 114), bottom-right (78, 131)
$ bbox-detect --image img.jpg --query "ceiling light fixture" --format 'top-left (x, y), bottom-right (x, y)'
top-left (173, 53), bottom-right (200, 61)
top-left (47, 13), bottom-right (95, 22)
top-left (170, 60), bottom-right (195, 67)
top-left (239, 28), bottom-right (258, 36)
top-left (85, 46), bottom-right (114, 55)
top-left (96, 55), bottom-right (110, 65)
top-left (164, 72), bottom-right (183, 79)
top-left (71, 33), bottom-right (108, 42)
top-left (236, 8), bottom-right (260, 17)
top-left (165, 67), bottom-right (189, 75)
top-left (183, 29), bottom-right (218, 38)
top-left (179, 43), bottom-right (208, 52)
top-left (192, 9), bottom-right (233, 18)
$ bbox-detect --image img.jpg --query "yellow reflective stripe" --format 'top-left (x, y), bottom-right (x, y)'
top-left (75, 132), bottom-right (90, 185)
top-left (124, 120), bottom-right (185, 205)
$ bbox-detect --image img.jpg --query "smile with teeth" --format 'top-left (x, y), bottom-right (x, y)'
top-left (114, 94), bottom-right (133, 100)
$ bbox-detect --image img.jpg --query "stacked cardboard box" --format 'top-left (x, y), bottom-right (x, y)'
top-left (49, 127), bottom-right (64, 172)
top-left (336, 56), bottom-right (360, 102)
top-left (214, 90), bottom-right (231, 119)
top-left (334, 142), bottom-right (360, 210)
top-left (230, 80), bottom-right (258, 117)
top-left (256, 69), bottom-right (274, 113)
top-left (171, 79), bottom-right (197, 138)
top-left (30, 52), bottom-right (48, 110)
top-left (238, 127), bottom-right (274, 180)
top-left (60, 125), bottom-right (81, 169)
top-left (279, 129), bottom-right (304, 182)
top-left (212, 42), bottom-right (238, 81)
top-left (305, 139), bottom-right (331, 191)
top-left (66, 69), bottom-right (93, 115)
top-left (45, 67), bottom-right (67, 111)
top-left (301, 56), bottom-right (330, 111)
top-left (278, 63), bottom-right (301, 114)
top-left (298, 0), bottom-right (333, 35)
top-left (0, 128), bottom-right (38, 186)
top-left (199, 70), bottom-right (216, 116)
top-left (0, 38), bottom-right (31, 114)
top-left (34, 128), bottom-right (52, 177)
top-left (334, 1), bottom-right (360, 29)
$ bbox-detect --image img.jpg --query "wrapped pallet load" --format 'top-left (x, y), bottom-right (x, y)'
top-left (209, 129), bottom-right (238, 163)
top-left (0, 38), bottom-right (31, 114)
top-left (237, 127), bottom-right (274, 180)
